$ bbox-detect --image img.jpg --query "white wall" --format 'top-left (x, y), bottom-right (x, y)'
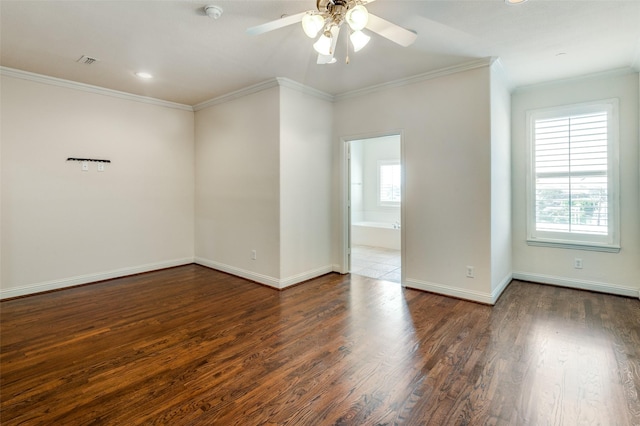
top-left (490, 61), bottom-right (513, 296)
top-left (512, 71), bottom-right (640, 297)
top-left (279, 85), bottom-right (333, 284)
top-left (194, 87), bottom-right (281, 284)
top-left (194, 82), bottom-right (333, 288)
top-left (1, 75), bottom-right (195, 298)
top-left (333, 65), bottom-right (497, 303)
top-left (5, 65), bottom-right (635, 302)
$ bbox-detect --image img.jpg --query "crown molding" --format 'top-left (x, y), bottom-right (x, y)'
top-left (489, 57), bottom-right (514, 93)
top-left (513, 67), bottom-right (638, 93)
top-left (0, 66), bottom-right (193, 111)
top-left (334, 58), bottom-right (493, 102)
top-left (3, 58), bottom-right (515, 111)
top-left (193, 77), bottom-right (333, 111)
top-left (275, 77), bottom-right (334, 102)
top-left (194, 59), bottom-right (494, 109)
top-left (193, 79), bottom-right (280, 111)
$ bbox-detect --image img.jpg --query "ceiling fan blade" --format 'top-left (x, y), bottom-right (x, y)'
top-left (246, 11), bottom-right (307, 36)
top-left (317, 26), bottom-right (341, 64)
top-left (366, 13), bottom-right (417, 47)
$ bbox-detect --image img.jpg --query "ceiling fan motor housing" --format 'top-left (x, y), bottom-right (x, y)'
top-left (318, 0), bottom-right (355, 24)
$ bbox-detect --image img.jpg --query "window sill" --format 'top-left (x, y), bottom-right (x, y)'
top-left (527, 239), bottom-right (621, 253)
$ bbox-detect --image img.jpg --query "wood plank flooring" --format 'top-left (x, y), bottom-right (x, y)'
top-left (1, 265), bottom-right (639, 425)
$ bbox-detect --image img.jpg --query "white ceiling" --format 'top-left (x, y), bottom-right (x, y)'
top-left (2, 0), bottom-right (639, 106)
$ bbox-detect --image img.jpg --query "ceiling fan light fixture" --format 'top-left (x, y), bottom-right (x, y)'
top-left (350, 30), bottom-right (370, 52)
top-left (346, 5), bottom-right (368, 31)
top-left (313, 32), bottom-right (333, 55)
top-left (246, 1), bottom-right (416, 65)
top-left (302, 13), bottom-right (325, 38)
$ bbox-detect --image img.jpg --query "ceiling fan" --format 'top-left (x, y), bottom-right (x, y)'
top-left (246, 0), bottom-right (417, 64)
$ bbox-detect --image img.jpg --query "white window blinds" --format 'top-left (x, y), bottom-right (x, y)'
top-left (527, 99), bottom-right (619, 252)
top-left (534, 111), bottom-right (608, 234)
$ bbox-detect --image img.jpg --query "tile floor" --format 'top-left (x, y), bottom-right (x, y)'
top-left (350, 245), bottom-right (401, 283)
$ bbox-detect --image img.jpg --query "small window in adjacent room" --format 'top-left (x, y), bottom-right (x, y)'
top-left (526, 99), bottom-right (620, 252)
top-left (379, 161), bottom-right (401, 206)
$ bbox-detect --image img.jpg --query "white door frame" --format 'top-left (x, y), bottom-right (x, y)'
top-left (341, 131), bottom-right (406, 285)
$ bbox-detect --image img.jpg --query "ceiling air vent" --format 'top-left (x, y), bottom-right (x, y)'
top-left (76, 55), bottom-right (99, 65)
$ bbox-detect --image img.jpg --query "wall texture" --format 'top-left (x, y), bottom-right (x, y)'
top-left (1, 75), bottom-right (195, 298)
top-left (511, 71), bottom-right (640, 297)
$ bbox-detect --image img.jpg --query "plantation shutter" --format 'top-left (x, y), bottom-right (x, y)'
top-left (533, 111), bottom-right (608, 235)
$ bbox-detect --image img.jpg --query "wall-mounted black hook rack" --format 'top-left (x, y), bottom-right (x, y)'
top-left (67, 157), bottom-right (111, 163)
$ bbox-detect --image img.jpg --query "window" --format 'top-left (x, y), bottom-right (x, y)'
top-left (379, 161), bottom-right (401, 205)
top-left (526, 99), bottom-right (619, 252)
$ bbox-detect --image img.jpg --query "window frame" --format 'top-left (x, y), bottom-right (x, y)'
top-left (377, 160), bottom-right (401, 207)
top-left (525, 99), bottom-right (620, 253)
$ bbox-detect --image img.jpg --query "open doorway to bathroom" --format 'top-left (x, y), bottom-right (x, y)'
top-left (348, 134), bottom-right (402, 283)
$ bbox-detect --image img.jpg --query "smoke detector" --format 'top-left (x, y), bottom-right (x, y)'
top-left (204, 5), bottom-right (223, 20)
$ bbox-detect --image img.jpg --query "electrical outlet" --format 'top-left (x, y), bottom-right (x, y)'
top-left (97, 163), bottom-right (105, 172)
top-left (574, 258), bottom-right (583, 269)
top-left (81, 161), bottom-right (89, 171)
top-left (466, 266), bottom-right (474, 278)
top-left (251, 250), bottom-right (257, 260)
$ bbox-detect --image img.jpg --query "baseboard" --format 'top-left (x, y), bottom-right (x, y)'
top-left (404, 278), bottom-right (495, 305)
top-left (279, 265), bottom-right (335, 288)
top-left (491, 273), bottom-right (513, 304)
top-left (194, 257), bottom-right (334, 289)
top-left (333, 264), bottom-right (347, 274)
top-left (512, 272), bottom-right (640, 299)
top-left (195, 257), bottom-right (280, 288)
top-left (6, 262), bottom-right (632, 301)
top-left (0, 257), bottom-right (195, 299)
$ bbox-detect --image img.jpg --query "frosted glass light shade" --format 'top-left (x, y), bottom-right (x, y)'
top-left (302, 13), bottom-right (325, 38)
top-left (313, 33), bottom-right (332, 55)
top-left (350, 30), bottom-right (370, 52)
top-left (346, 5), bottom-right (368, 31)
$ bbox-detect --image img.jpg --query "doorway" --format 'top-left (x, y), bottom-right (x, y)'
top-left (347, 134), bottom-right (402, 283)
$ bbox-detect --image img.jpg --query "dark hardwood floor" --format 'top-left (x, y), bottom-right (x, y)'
top-left (1, 265), bottom-right (639, 425)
